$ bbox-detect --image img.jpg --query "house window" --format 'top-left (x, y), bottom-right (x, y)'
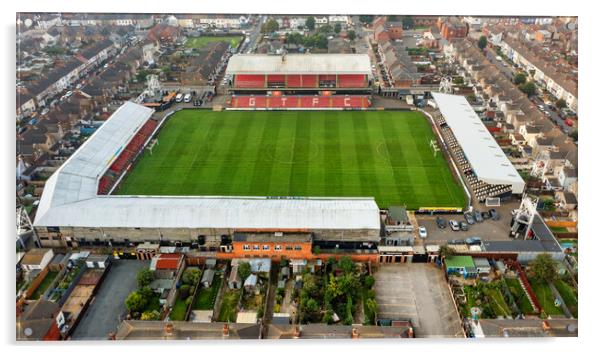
top-left (294, 246), bottom-right (302, 251)
top-left (243, 244), bottom-right (250, 251)
top-left (263, 245), bottom-right (270, 251)
top-left (285, 246), bottom-right (293, 251)
top-left (253, 245), bottom-right (260, 251)
top-left (275, 245), bottom-right (282, 251)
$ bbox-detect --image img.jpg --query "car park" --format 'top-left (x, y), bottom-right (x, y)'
top-left (489, 209), bottom-right (500, 220)
top-left (465, 237), bottom-right (482, 245)
top-left (418, 226), bottom-right (428, 239)
top-left (464, 212), bottom-right (475, 225)
top-left (459, 221), bottom-right (469, 231)
top-left (436, 216), bottom-right (446, 229)
top-left (449, 220), bottom-right (460, 231)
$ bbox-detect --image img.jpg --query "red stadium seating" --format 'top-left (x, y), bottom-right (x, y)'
top-left (99, 119), bottom-right (158, 194)
top-left (300, 75), bottom-right (317, 88)
top-left (234, 74), bottom-right (265, 88)
top-left (286, 75), bottom-right (302, 87)
top-left (338, 74), bottom-right (366, 88)
top-left (267, 75), bottom-right (285, 83)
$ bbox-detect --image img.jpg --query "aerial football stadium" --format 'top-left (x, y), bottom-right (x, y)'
top-left (34, 54), bottom-right (474, 253)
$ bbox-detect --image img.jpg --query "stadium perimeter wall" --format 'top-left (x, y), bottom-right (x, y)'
top-left (36, 226), bottom-right (381, 249)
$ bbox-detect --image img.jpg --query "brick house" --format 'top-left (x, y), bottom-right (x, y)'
top-left (230, 231), bottom-right (313, 260)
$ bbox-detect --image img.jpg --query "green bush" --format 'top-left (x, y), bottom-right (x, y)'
top-left (364, 275), bottom-right (375, 289)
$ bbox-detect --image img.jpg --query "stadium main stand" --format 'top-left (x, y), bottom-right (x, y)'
top-left (226, 54), bottom-right (372, 92)
top-left (97, 118), bottom-right (158, 194)
top-left (230, 95), bottom-right (371, 109)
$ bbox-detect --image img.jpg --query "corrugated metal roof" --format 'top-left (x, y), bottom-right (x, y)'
top-left (225, 54), bottom-right (372, 75)
top-left (432, 93), bottom-right (525, 193)
top-left (34, 102), bottom-right (380, 231)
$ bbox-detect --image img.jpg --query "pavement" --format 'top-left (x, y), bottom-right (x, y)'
top-left (415, 200), bottom-right (520, 245)
top-left (70, 260), bottom-right (149, 340)
top-left (373, 263), bottom-right (464, 338)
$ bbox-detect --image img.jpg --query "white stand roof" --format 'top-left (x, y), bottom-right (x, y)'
top-left (432, 93), bottom-right (525, 194)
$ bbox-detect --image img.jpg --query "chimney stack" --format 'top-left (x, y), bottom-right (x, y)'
top-left (222, 324), bottom-right (230, 337)
top-left (352, 327), bottom-right (359, 339)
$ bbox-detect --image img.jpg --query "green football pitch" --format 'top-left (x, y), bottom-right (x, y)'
top-left (117, 110), bottom-right (466, 209)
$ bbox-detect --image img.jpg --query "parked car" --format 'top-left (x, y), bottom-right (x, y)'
top-left (449, 239), bottom-right (465, 245)
top-left (184, 93), bottom-right (192, 103)
top-left (464, 212), bottom-right (475, 225)
top-left (474, 211), bottom-right (483, 223)
top-left (459, 221), bottom-right (469, 231)
top-left (465, 237), bottom-right (482, 245)
top-left (489, 208), bottom-right (500, 220)
top-left (418, 226), bottom-right (428, 239)
top-left (175, 93), bottom-right (183, 102)
top-left (436, 217), bottom-right (446, 229)
top-left (481, 211), bottom-right (491, 220)
top-left (449, 220), bottom-right (460, 231)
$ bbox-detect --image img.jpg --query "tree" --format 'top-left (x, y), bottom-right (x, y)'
top-left (237, 261), bottom-right (252, 281)
top-left (125, 291), bottom-right (147, 313)
top-left (401, 16), bottom-right (414, 30)
top-left (182, 268), bottom-right (201, 285)
top-left (359, 15), bottom-right (374, 25)
top-left (334, 23), bottom-right (342, 34)
top-left (317, 24), bottom-right (332, 34)
top-left (530, 253), bottom-right (559, 282)
top-left (556, 99), bottom-right (567, 109)
top-left (140, 310), bottom-right (160, 321)
top-left (306, 298), bottom-right (319, 313)
top-left (365, 298), bottom-right (378, 324)
top-left (285, 32), bottom-right (304, 45)
top-left (478, 35), bottom-right (488, 50)
top-left (338, 256), bottom-right (355, 274)
top-left (305, 17), bottom-right (316, 31)
top-left (179, 284), bottom-right (191, 300)
top-left (327, 274), bottom-right (343, 298)
top-left (364, 275), bottom-right (375, 289)
top-left (347, 30), bottom-right (356, 41)
top-left (514, 73), bottom-right (527, 85)
top-left (519, 81), bottom-right (537, 96)
top-left (137, 268), bottom-right (154, 287)
top-left (314, 34), bottom-right (328, 49)
top-left (338, 273), bottom-right (360, 295)
top-left (262, 18), bottom-right (279, 34)
top-left (439, 245), bottom-right (456, 259)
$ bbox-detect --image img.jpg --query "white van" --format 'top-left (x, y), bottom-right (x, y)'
top-left (184, 93), bottom-right (192, 103)
top-left (175, 93), bottom-right (183, 102)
